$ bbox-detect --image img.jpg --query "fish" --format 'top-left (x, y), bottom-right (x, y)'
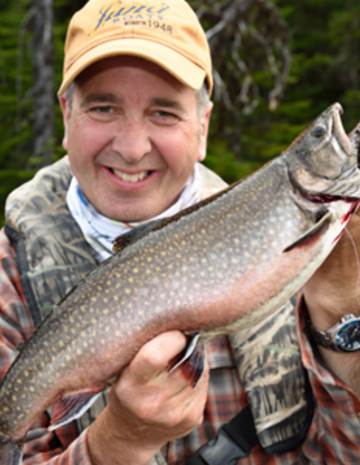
top-left (1, 102), bottom-right (360, 464)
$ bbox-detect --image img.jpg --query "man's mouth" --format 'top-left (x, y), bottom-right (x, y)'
top-left (110, 169), bottom-right (152, 183)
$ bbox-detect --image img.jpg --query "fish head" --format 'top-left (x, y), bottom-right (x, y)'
top-left (285, 103), bottom-right (360, 198)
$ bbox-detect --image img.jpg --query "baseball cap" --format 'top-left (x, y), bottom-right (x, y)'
top-left (58, 0), bottom-right (213, 96)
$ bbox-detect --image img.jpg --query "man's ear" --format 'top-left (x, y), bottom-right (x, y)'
top-left (59, 95), bottom-right (70, 151)
top-left (198, 101), bottom-right (213, 162)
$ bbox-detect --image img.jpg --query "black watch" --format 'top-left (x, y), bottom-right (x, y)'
top-left (308, 314), bottom-right (360, 352)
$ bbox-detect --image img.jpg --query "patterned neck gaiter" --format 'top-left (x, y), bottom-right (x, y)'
top-left (66, 165), bottom-right (202, 262)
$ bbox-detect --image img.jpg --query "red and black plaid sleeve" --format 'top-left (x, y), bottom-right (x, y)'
top-left (1, 225), bottom-right (359, 464)
top-left (0, 229), bottom-right (92, 464)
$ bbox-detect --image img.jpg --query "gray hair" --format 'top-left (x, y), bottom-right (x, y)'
top-left (64, 81), bottom-right (75, 111)
top-left (196, 82), bottom-right (210, 122)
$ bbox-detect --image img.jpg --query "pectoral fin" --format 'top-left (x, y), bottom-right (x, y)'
top-left (283, 210), bottom-right (332, 253)
top-left (48, 390), bottom-right (103, 431)
top-left (168, 333), bottom-right (207, 388)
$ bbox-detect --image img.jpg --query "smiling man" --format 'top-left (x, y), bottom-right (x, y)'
top-left (60, 56), bottom-right (212, 223)
top-left (1, 0), bottom-right (360, 464)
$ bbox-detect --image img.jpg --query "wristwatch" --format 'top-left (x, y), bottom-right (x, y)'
top-left (308, 314), bottom-right (360, 352)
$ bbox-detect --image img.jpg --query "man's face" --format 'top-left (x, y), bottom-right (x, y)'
top-left (60, 56), bottom-right (212, 222)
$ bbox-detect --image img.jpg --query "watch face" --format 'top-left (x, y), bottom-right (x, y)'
top-left (335, 320), bottom-right (360, 351)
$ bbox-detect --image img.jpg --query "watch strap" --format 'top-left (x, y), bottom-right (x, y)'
top-left (307, 319), bottom-right (336, 350)
top-left (307, 313), bottom-right (360, 352)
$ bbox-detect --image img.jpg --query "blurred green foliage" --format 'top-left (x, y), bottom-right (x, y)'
top-left (1, 0), bottom-right (360, 226)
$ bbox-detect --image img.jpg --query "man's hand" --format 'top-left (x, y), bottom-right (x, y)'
top-left (303, 209), bottom-right (360, 395)
top-left (87, 330), bottom-right (209, 465)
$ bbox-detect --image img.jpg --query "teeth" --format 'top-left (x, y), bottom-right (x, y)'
top-left (113, 170), bottom-right (150, 183)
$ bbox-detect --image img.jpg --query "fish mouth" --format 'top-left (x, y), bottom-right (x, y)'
top-left (331, 103), bottom-right (353, 157)
top-left (289, 169), bottom-right (360, 205)
top-left (290, 170), bottom-right (360, 231)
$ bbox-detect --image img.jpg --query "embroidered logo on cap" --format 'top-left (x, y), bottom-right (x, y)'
top-left (90, 1), bottom-right (172, 36)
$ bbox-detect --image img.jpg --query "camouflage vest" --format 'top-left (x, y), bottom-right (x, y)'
top-left (5, 156), bottom-right (310, 461)
top-left (5, 156), bottom-right (227, 326)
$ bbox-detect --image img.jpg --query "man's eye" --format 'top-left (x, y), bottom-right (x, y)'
top-left (157, 110), bottom-right (176, 117)
top-left (92, 106), bottom-right (113, 114)
top-left (154, 110), bottom-right (179, 123)
top-left (88, 106), bottom-right (117, 121)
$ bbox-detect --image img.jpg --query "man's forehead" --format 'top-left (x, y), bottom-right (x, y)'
top-left (73, 56), bottom-right (197, 109)
top-left (76, 55), bottom-right (192, 91)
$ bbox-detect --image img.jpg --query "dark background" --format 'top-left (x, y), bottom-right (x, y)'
top-left (1, 0), bottom-right (360, 225)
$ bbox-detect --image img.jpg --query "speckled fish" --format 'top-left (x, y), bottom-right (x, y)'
top-left (1, 103), bottom-right (360, 464)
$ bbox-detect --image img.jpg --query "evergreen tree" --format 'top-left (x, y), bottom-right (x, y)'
top-left (1, 0), bottom-right (360, 225)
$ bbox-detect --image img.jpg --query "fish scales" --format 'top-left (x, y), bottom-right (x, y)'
top-left (1, 103), bottom-right (360, 462)
top-left (0, 159), bottom-right (323, 437)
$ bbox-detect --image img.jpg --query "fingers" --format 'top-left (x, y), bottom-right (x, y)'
top-left (88, 332), bottom-right (209, 465)
top-left (126, 330), bottom-right (187, 383)
top-left (113, 330), bottom-right (209, 437)
top-left (88, 330), bottom-right (209, 464)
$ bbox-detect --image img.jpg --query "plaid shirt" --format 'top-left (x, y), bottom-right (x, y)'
top-left (1, 227), bottom-right (360, 464)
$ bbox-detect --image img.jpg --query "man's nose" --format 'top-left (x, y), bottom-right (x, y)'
top-left (112, 119), bottom-right (152, 164)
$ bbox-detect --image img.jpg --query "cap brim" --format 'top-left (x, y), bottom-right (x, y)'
top-left (58, 38), bottom-right (207, 95)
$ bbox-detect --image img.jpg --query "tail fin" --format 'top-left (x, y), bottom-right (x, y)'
top-left (0, 439), bottom-right (22, 465)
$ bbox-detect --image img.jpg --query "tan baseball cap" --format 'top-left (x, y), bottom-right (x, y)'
top-left (58, 0), bottom-right (213, 96)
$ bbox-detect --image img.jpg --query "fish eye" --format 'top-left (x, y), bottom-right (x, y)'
top-left (311, 125), bottom-right (326, 138)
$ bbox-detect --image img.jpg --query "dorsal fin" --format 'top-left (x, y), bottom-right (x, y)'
top-left (16, 342), bottom-right (25, 352)
top-left (112, 180), bottom-right (246, 254)
top-left (113, 218), bottom-right (166, 253)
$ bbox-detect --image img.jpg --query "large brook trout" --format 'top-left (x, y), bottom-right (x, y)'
top-left (1, 103), bottom-right (360, 463)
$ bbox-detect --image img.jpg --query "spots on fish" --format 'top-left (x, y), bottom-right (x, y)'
top-left (0, 161), bottom-right (315, 439)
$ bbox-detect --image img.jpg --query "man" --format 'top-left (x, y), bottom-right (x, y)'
top-left (0, 0), bottom-right (359, 464)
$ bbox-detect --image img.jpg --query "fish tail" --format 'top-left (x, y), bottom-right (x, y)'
top-left (0, 438), bottom-right (23, 465)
